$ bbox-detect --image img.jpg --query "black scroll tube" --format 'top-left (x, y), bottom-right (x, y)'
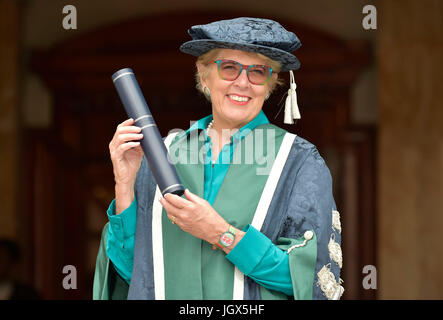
top-left (112, 68), bottom-right (184, 197)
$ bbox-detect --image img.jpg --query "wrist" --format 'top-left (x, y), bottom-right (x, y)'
top-left (211, 223), bottom-right (241, 252)
top-left (115, 184), bottom-right (134, 214)
top-left (210, 220), bottom-right (230, 246)
top-left (115, 181), bottom-right (134, 193)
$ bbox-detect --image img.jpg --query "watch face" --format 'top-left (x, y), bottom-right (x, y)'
top-left (219, 232), bottom-right (235, 247)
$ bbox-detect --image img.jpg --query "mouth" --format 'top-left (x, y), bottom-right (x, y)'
top-left (227, 94), bottom-right (252, 105)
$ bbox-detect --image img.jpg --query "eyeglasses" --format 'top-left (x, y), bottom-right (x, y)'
top-left (213, 59), bottom-right (273, 85)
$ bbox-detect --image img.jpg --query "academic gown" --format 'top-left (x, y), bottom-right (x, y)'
top-left (93, 123), bottom-right (344, 300)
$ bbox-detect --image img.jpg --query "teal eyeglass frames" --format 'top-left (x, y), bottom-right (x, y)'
top-left (213, 59), bottom-right (273, 85)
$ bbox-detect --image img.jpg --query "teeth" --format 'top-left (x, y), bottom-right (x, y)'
top-left (229, 95), bottom-right (250, 102)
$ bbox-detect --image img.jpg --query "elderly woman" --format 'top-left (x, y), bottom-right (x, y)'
top-left (93, 17), bottom-right (343, 300)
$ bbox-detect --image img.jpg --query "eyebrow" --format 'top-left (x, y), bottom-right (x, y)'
top-left (218, 59), bottom-right (269, 66)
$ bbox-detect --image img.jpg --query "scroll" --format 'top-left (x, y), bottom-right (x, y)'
top-left (112, 68), bottom-right (184, 197)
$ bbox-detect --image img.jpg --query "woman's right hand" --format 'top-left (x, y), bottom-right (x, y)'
top-left (109, 119), bottom-right (144, 212)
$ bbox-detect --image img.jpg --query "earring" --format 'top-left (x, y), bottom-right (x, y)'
top-left (203, 86), bottom-right (211, 98)
top-left (265, 92), bottom-right (271, 100)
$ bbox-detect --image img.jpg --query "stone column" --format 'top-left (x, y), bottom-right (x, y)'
top-left (0, 0), bottom-right (20, 239)
top-left (377, 0), bottom-right (443, 299)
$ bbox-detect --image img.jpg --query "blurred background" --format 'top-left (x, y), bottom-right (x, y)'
top-left (0, 0), bottom-right (441, 299)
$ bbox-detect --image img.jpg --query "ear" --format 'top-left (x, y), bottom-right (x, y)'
top-left (196, 62), bottom-right (207, 88)
top-left (196, 62), bottom-right (203, 73)
top-left (267, 72), bottom-right (279, 92)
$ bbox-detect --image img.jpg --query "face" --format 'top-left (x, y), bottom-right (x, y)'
top-left (198, 49), bottom-right (278, 129)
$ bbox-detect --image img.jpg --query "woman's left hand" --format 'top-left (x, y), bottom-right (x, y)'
top-left (159, 189), bottom-right (229, 245)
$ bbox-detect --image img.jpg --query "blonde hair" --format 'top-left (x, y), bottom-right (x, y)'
top-left (195, 49), bottom-right (285, 100)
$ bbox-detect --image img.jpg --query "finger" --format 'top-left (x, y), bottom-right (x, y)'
top-left (164, 193), bottom-right (192, 209)
top-left (110, 140), bottom-right (140, 160)
top-left (111, 126), bottom-right (141, 147)
top-left (117, 125), bottom-right (142, 134)
top-left (159, 197), bottom-right (181, 217)
top-left (166, 213), bottom-right (178, 225)
top-left (115, 141), bottom-right (141, 155)
top-left (184, 189), bottom-right (205, 205)
top-left (117, 118), bottom-right (135, 128)
top-left (117, 133), bottom-right (144, 144)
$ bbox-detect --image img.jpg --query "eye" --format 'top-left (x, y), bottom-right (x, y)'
top-left (221, 61), bottom-right (238, 70)
top-left (249, 66), bottom-right (266, 76)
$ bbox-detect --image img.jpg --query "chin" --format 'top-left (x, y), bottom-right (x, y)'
top-left (223, 111), bottom-right (256, 127)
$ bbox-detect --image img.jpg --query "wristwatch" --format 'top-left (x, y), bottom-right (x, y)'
top-left (213, 225), bottom-right (236, 250)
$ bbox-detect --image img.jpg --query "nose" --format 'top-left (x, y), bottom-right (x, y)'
top-left (233, 67), bottom-right (250, 87)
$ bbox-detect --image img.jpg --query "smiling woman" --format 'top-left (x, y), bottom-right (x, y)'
top-left (93, 17), bottom-right (343, 301)
top-left (196, 49), bottom-right (278, 132)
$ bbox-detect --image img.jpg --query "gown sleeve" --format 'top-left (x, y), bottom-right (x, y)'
top-left (93, 223), bottom-right (111, 299)
top-left (226, 224), bottom-right (293, 296)
top-left (276, 147), bottom-right (344, 300)
top-left (92, 192), bottom-right (138, 299)
top-left (106, 198), bottom-right (137, 284)
top-left (92, 222), bottom-right (130, 300)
